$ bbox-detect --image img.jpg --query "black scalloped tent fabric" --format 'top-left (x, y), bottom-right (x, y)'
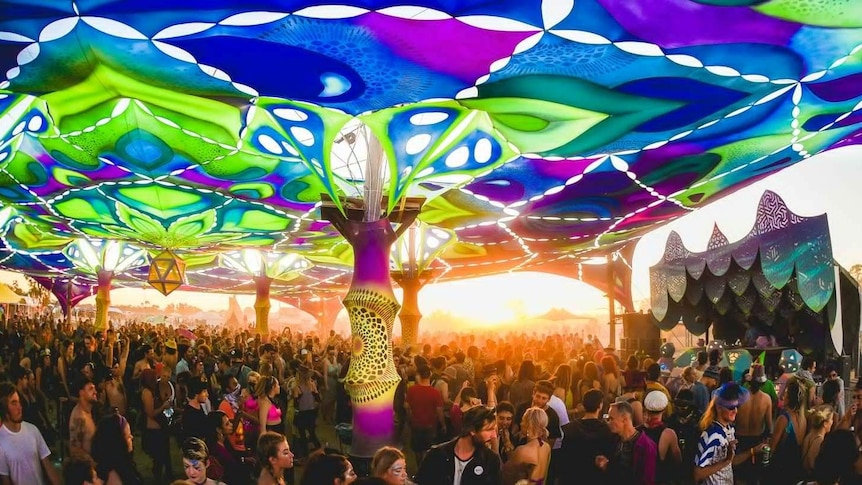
top-left (649, 190), bottom-right (859, 358)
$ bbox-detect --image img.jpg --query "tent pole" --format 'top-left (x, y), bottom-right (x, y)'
top-left (607, 253), bottom-right (616, 350)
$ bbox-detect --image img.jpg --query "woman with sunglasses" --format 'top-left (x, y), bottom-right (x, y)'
top-left (694, 382), bottom-right (766, 484)
top-left (372, 446), bottom-right (408, 485)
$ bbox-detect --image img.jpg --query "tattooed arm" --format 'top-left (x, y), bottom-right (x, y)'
top-left (69, 414), bottom-right (87, 457)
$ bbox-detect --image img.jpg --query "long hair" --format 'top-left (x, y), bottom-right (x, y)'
top-left (372, 447), bottom-right (405, 478)
top-left (257, 431), bottom-right (288, 479)
top-left (91, 413), bottom-right (139, 484)
top-left (784, 377), bottom-right (806, 413)
top-left (583, 361), bottom-right (599, 382)
top-left (601, 355), bottom-right (620, 378)
top-left (254, 375), bottom-right (278, 400)
top-left (626, 355), bottom-right (639, 371)
top-left (517, 361), bottom-right (535, 382)
top-left (699, 398), bottom-right (718, 432)
top-left (553, 364), bottom-right (572, 392)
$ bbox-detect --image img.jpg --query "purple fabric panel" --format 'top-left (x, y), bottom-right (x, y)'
top-left (358, 13), bottom-right (535, 83)
top-left (595, 0), bottom-right (800, 49)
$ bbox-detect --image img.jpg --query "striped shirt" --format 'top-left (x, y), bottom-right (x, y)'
top-left (695, 421), bottom-right (734, 485)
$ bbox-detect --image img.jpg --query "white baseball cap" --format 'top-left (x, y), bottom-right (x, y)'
top-left (644, 390), bottom-right (669, 412)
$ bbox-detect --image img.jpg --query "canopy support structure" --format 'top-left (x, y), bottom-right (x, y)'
top-left (392, 270), bottom-right (438, 347)
top-left (607, 253), bottom-right (617, 350)
top-left (254, 275), bottom-right (272, 337)
top-left (321, 194), bottom-right (422, 457)
top-left (94, 269), bottom-right (112, 337)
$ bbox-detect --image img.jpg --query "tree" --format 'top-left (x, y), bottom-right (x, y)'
top-left (850, 264), bottom-right (862, 285)
top-left (24, 276), bottom-right (51, 309)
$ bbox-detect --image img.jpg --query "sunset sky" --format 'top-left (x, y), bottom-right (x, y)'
top-left (4, 145), bottom-right (862, 335)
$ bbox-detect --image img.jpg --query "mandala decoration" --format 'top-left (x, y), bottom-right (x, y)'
top-left (0, 1), bottom-right (860, 298)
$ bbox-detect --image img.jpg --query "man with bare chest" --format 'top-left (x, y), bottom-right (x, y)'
top-left (69, 378), bottom-right (99, 458)
top-left (735, 365), bottom-right (772, 485)
top-left (103, 363), bottom-right (127, 416)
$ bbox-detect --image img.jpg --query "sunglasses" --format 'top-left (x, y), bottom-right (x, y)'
top-left (721, 405), bottom-right (738, 411)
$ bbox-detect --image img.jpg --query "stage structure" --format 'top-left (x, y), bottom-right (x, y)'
top-left (650, 190), bottom-right (860, 364)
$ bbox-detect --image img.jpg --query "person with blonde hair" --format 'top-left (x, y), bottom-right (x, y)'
top-left (256, 375), bottom-right (283, 434)
top-left (371, 446), bottom-right (407, 485)
top-left (503, 407), bottom-right (551, 485)
top-left (695, 382), bottom-right (766, 484)
top-left (601, 355), bottom-right (622, 403)
top-left (770, 377), bottom-right (808, 484)
top-left (181, 437), bottom-right (225, 485)
top-left (257, 432), bottom-right (294, 485)
top-left (802, 404), bottom-right (834, 476)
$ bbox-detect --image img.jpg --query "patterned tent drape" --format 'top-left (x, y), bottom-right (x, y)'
top-left (650, 190), bottom-right (835, 337)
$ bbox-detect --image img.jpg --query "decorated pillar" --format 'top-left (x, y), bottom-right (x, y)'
top-left (391, 275), bottom-right (423, 347)
top-left (63, 239), bottom-right (146, 335)
top-left (94, 269), bottom-right (113, 335)
top-left (390, 222), bottom-right (453, 347)
top-left (222, 250), bottom-right (312, 337)
top-left (254, 275), bottom-right (273, 337)
top-left (322, 198), bottom-right (422, 457)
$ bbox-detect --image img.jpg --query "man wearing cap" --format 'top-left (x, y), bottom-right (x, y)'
top-left (227, 348), bottom-right (252, 388)
top-left (414, 406), bottom-right (502, 485)
top-left (695, 382), bottom-right (767, 485)
top-left (668, 389), bottom-right (702, 484)
top-left (640, 391), bottom-right (681, 485)
top-left (735, 364), bottom-right (773, 484)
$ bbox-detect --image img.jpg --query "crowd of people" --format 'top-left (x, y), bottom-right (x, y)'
top-left (0, 314), bottom-right (860, 484)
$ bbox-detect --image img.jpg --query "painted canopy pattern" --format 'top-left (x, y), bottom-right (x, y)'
top-left (0, 1), bottom-right (861, 295)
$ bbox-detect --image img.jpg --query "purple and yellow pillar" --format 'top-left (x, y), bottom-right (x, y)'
top-left (322, 197), bottom-right (422, 458)
top-left (340, 219), bottom-right (401, 456)
top-left (391, 274), bottom-right (424, 347)
top-left (254, 275), bottom-right (272, 337)
top-left (94, 269), bottom-right (113, 337)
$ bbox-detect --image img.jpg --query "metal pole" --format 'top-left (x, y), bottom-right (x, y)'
top-left (607, 253), bottom-right (616, 350)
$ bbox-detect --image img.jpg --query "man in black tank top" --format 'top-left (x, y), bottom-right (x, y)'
top-left (640, 391), bottom-right (682, 485)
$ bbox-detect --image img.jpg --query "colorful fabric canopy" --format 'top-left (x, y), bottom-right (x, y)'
top-left (1, 2), bottom-right (861, 295)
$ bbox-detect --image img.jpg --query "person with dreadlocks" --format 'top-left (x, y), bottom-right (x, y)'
top-left (769, 377), bottom-right (808, 484)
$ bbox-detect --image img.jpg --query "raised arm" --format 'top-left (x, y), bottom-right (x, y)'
top-left (119, 338), bottom-right (130, 377)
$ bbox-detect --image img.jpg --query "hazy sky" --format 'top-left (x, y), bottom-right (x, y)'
top-left (6, 146), bottom-right (862, 326)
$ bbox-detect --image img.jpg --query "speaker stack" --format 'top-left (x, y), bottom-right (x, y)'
top-left (620, 312), bottom-right (661, 360)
